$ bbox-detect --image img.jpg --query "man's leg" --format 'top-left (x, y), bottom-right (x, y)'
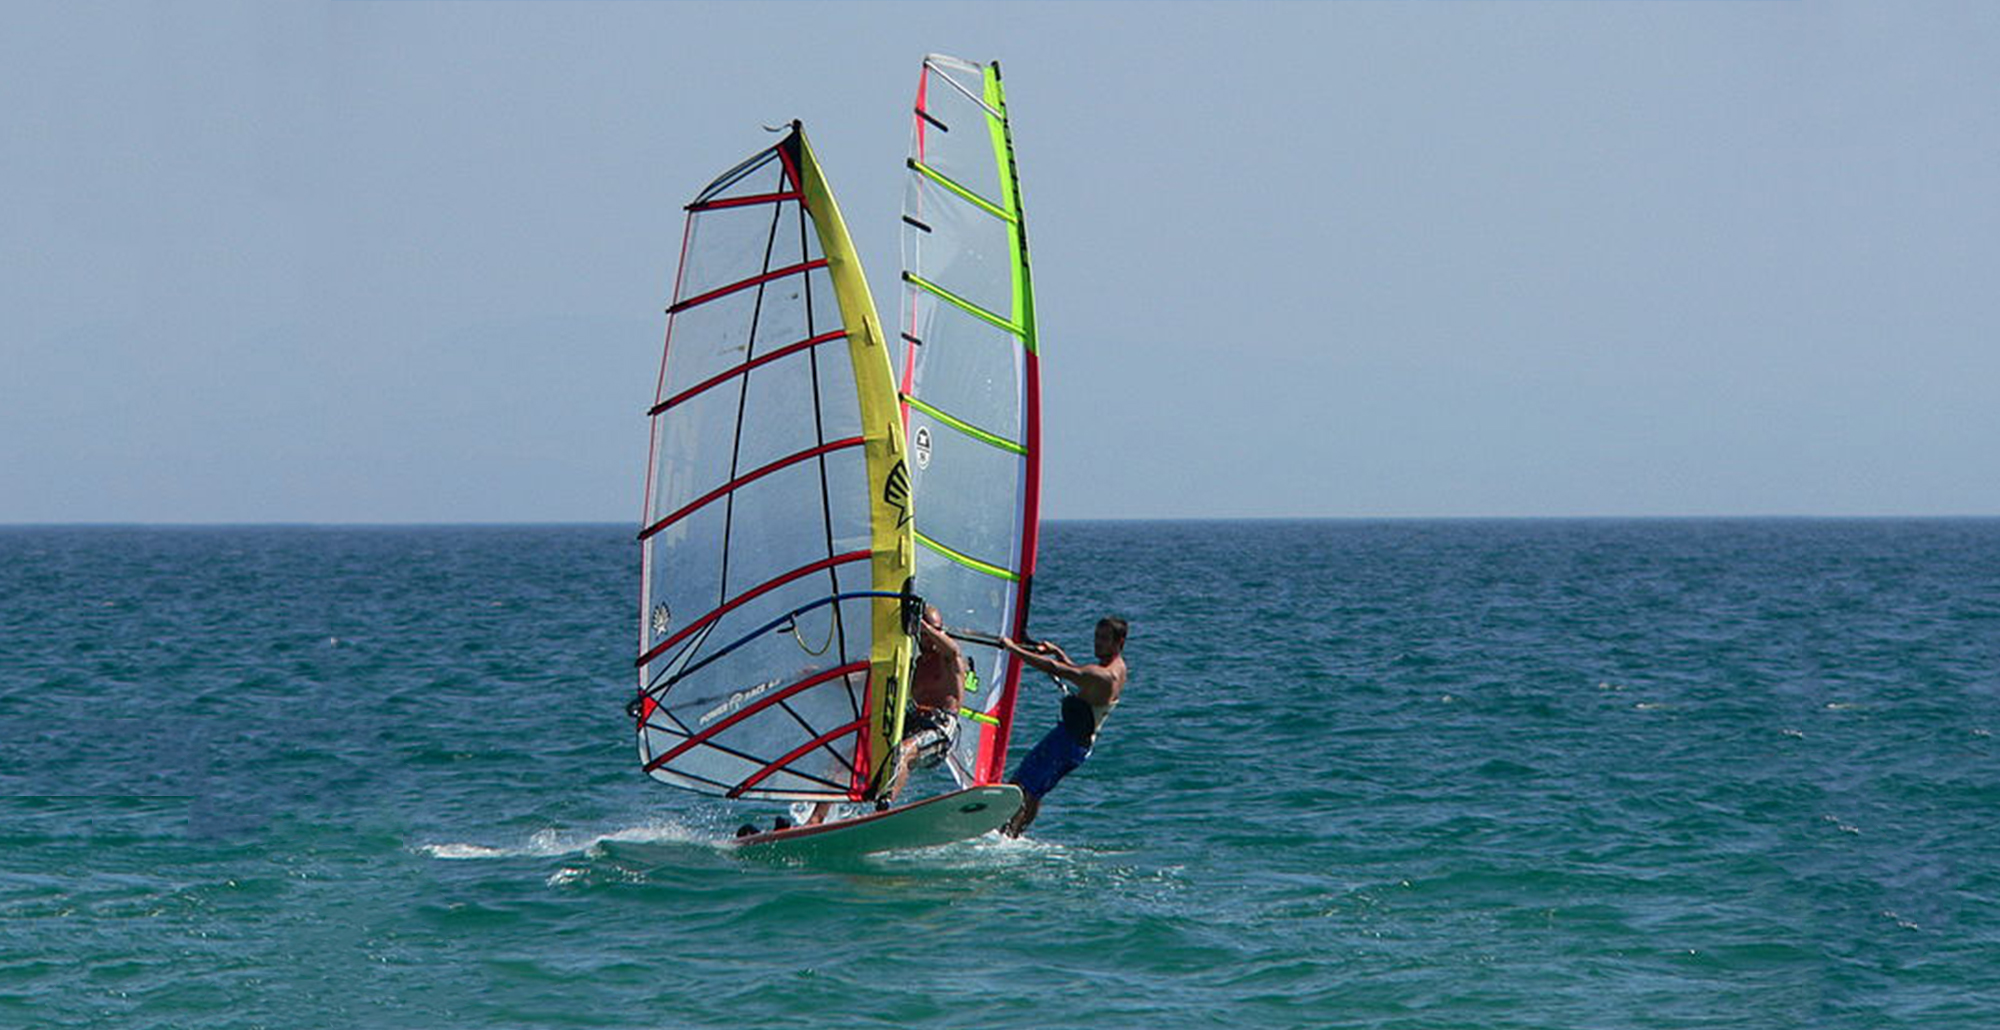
top-left (1002, 791), bottom-right (1039, 838)
top-left (884, 737), bottom-right (919, 805)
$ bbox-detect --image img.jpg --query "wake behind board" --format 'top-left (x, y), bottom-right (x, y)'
top-left (734, 785), bottom-right (1022, 859)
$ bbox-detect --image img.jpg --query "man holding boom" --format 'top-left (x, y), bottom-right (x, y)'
top-left (998, 616), bottom-right (1129, 838)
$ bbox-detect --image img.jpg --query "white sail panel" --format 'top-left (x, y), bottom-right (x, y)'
top-left (902, 293), bottom-right (1025, 444)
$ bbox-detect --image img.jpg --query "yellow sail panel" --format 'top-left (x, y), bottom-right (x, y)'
top-left (633, 124), bottom-right (913, 803)
top-left (794, 125), bottom-right (916, 797)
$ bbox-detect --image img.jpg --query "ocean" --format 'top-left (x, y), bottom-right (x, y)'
top-left (3, 519), bottom-right (1996, 1028)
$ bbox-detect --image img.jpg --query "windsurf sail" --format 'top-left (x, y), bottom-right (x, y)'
top-left (898, 55), bottom-right (1041, 786)
top-left (634, 123), bottom-right (916, 803)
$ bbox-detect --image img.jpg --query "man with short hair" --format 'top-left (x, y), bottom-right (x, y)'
top-left (999, 616), bottom-right (1129, 838)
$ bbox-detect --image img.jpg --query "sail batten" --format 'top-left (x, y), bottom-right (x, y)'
top-left (638, 437), bottom-right (867, 541)
top-left (657, 590), bottom-right (909, 693)
top-left (666, 259), bottom-right (829, 315)
top-left (637, 548), bottom-right (873, 667)
top-left (908, 160), bottom-right (1016, 223)
top-left (651, 330), bottom-right (848, 415)
top-left (730, 718), bottom-right (869, 797)
top-left (922, 56), bottom-right (1004, 118)
top-left (645, 660), bottom-right (871, 772)
top-left (904, 272), bottom-right (1024, 336)
top-left (902, 394), bottom-right (1025, 455)
top-left (688, 189), bottom-right (804, 212)
top-left (915, 530), bottom-right (1019, 582)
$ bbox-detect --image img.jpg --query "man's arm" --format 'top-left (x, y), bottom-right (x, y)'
top-left (1002, 637), bottom-right (1116, 706)
top-left (919, 619), bottom-right (963, 668)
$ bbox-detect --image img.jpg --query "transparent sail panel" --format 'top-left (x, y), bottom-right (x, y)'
top-left (674, 201), bottom-right (820, 308)
top-left (898, 285), bottom-right (1025, 444)
top-left (906, 414), bottom-right (1024, 572)
top-left (904, 174), bottom-right (1015, 320)
top-left (638, 129), bottom-right (887, 802)
top-left (911, 59), bottom-right (1004, 217)
top-left (659, 246), bottom-right (830, 407)
top-left (914, 546), bottom-right (1018, 778)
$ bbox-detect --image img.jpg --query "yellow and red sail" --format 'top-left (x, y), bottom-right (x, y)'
top-left (634, 124), bottom-right (914, 802)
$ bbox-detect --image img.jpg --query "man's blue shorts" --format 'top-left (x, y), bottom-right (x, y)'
top-left (1011, 722), bottom-right (1090, 799)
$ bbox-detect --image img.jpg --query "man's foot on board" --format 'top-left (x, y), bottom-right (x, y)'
top-left (736, 824), bottom-right (758, 838)
top-left (772, 816), bottom-right (792, 831)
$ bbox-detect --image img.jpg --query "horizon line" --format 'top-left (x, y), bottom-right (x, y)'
top-left (6, 513), bottom-right (2000, 529)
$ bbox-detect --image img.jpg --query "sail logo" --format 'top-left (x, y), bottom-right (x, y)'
top-left (879, 673), bottom-right (901, 747)
top-left (700, 678), bottom-right (776, 726)
top-left (884, 459), bottom-right (912, 526)
top-left (913, 425), bottom-right (932, 469)
top-left (650, 603), bottom-right (672, 639)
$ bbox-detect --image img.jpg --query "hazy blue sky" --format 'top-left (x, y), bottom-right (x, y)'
top-left (6, 1), bottom-right (1996, 522)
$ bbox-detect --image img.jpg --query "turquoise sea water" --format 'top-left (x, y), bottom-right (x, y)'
top-left (3, 520), bottom-right (1997, 1028)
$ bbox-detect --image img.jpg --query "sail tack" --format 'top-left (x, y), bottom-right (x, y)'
top-left (636, 125), bottom-right (914, 803)
top-left (899, 55), bottom-right (1041, 786)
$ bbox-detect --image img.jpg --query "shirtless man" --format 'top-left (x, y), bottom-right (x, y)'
top-left (999, 616), bottom-right (1129, 838)
top-left (884, 605), bottom-right (966, 803)
top-left (803, 604), bottom-right (965, 824)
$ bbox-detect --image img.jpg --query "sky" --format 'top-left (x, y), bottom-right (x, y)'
top-left (5, 1), bottom-right (1997, 523)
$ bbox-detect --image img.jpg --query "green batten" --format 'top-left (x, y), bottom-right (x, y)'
top-left (903, 272), bottom-right (1023, 337)
top-left (902, 394), bottom-right (1026, 455)
top-left (915, 530), bottom-right (1018, 582)
top-left (909, 159), bottom-right (1018, 224)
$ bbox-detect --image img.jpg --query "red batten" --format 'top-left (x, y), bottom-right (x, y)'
top-left (688, 190), bottom-right (802, 212)
top-left (643, 660), bottom-right (869, 773)
top-left (666, 259), bottom-right (828, 315)
top-left (635, 549), bottom-right (872, 667)
top-left (651, 330), bottom-right (847, 416)
top-left (639, 436), bottom-right (865, 542)
top-left (730, 717), bottom-right (868, 797)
